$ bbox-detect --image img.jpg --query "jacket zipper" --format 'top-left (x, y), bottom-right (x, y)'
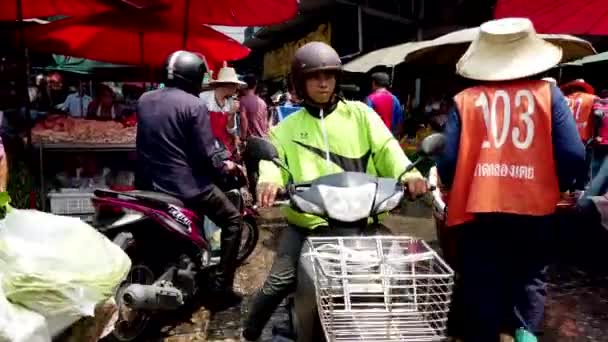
top-left (319, 108), bottom-right (331, 171)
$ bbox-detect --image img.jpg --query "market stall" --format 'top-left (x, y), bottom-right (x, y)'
top-left (31, 113), bottom-right (137, 219)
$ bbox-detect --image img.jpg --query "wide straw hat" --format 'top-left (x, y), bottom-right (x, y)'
top-left (210, 66), bottom-right (246, 86)
top-left (457, 18), bottom-right (563, 81)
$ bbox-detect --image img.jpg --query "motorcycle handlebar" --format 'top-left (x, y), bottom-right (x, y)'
top-left (271, 182), bottom-right (436, 206)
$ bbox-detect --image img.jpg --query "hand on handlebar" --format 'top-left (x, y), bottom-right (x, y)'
top-left (222, 160), bottom-right (238, 172)
top-left (404, 177), bottom-right (428, 198)
top-left (257, 182), bottom-right (282, 208)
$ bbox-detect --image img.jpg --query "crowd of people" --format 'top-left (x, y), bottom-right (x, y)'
top-left (10, 15), bottom-right (608, 342)
top-left (132, 17), bottom-right (608, 342)
top-left (27, 73), bottom-right (143, 121)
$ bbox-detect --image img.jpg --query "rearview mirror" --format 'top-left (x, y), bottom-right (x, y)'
top-left (246, 136), bottom-right (279, 162)
top-left (418, 133), bottom-right (446, 158)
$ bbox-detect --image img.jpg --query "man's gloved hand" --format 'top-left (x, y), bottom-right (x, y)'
top-left (257, 182), bottom-right (281, 207)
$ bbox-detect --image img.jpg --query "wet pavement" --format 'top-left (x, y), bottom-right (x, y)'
top-left (543, 265), bottom-right (608, 342)
top-left (156, 202), bottom-right (608, 342)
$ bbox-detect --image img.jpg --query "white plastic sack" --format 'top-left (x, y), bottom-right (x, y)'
top-left (0, 274), bottom-right (50, 342)
top-left (591, 194), bottom-right (608, 230)
top-left (0, 209), bottom-right (131, 336)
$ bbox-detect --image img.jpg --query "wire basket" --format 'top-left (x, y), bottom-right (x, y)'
top-left (305, 236), bottom-right (454, 342)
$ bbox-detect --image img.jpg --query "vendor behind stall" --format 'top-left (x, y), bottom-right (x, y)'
top-left (87, 85), bottom-right (118, 121)
top-left (59, 81), bottom-right (92, 118)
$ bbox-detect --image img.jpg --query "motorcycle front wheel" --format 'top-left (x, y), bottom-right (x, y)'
top-left (236, 216), bottom-right (259, 264)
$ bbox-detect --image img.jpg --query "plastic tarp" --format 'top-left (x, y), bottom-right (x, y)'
top-left (0, 207), bottom-right (131, 338)
top-left (46, 55), bottom-right (133, 75)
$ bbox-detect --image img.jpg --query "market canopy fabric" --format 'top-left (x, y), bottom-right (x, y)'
top-left (47, 55), bottom-right (131, 75)
top-left (132, 0), bottom-right (299, 27)
top-left (344, 27), bottom-right (594, 73)
top-left (567, 51), bottom-right (608, 67)
top-left (494, 0), bottom-right (608, 35)
top-left (403, 27), bottom-right (596, 66)
top-left (343, 42), bottom-right (422, 73)
top-left (22, 9), bottom-right (250, 70)
top-left (0, 0), bottom-right (112, 20)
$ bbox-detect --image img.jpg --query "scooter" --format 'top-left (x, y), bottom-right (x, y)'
top-left (90, 168), bottom-right (258, 341)
top-left (247, 133), bottom-right (454, 342)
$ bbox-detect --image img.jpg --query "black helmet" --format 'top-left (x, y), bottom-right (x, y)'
top-left (163, 50), bottom-right (208, 95)
top-left (291, 42), bottom-right (342, 99)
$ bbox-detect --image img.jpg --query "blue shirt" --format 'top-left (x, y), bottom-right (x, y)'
top-left (276, 104), bottom-right (302, 122)
top-left (437, 84), bottom-right (586, 191)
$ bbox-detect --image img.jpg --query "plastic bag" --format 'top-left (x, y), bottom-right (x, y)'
top-left (591, 194), bottom-right (608, 230)
top-left (0, 274), bottom-right (51, 342)
top-left (515, 328), bottom-right (537, 342)
top-left (0, 209), bottom-right (131, 336)
top-left (203, 216), bottom-right (222, 251)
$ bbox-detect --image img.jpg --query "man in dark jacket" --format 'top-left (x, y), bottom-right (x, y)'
top-left (136, 50), bottom-right (242, 310)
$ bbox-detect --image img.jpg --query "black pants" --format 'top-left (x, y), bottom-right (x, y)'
top-left (244, 225), bottom-right (307, 339)
top-left (186, 185), bottom-right (242, 288)
top-left (243, 146), bottom-right (259, 202)
top-left (458, 214), bottom-right (552, 342)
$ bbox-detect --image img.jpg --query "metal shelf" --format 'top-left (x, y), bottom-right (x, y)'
top-left (34, 141), bottom-right (136, 212)
top-left (33, 142), bottom-right (135, 152)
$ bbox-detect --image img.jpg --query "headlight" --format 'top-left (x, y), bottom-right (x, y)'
top-left (317, 183), bottom-right (376, 222)
top-left (292, 194), bottom-right (324, 216)
top-left (374, 191), bottom-right (403, 214)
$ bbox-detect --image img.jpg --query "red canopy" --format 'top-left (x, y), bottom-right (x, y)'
top-left (494, 0), bottom-right (608, 35)
top-left (120, 0), bottom-right (298, 26)
top-left (0, 0), bottom-right (112, 21)
top-left (22, 10), bottom-right (250, 70)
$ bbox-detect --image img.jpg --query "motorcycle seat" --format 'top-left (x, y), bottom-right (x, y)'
top-left (95, 189), bottom-right (184, 207)
top-left (128, 191), bottom-right (184, 207)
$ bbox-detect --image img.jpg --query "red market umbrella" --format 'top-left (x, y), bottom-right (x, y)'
top-left (494, 0), bottom-right (608, 35)
top-left (123, 0), bottom-right (298, 26)
top-left (0, 0), bottom-right (114, 21)
top-left (22, 10), bottom-right (250, 71)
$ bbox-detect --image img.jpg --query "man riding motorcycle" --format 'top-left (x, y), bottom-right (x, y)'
top-left (135, 50), bottom-right (242, 310)
top-left (242, 41), bottom-right (428, 341)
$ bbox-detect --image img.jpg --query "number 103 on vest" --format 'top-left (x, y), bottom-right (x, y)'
top-left (475, 89), bottom-right (535, 150)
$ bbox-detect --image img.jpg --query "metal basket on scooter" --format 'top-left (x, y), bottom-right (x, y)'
top-left (305, 236), bottom-right (454, 342)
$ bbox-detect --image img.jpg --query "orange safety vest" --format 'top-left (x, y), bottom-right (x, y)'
top-left (566, 92), bottom-right (596, 142)
top-left (447, 80), bottom-right (560, 227)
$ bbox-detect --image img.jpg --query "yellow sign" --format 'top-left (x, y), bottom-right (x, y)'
top-left (263, 23), bottom-right (332, 80)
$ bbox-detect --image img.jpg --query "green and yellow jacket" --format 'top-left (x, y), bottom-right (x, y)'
top-left (259, 100), bottom-right (421, 229)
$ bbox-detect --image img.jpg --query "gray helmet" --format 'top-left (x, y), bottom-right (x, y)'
top-left (163, 50), bottom-right (208, 95)
top-left (291, 42), bottom-right (342, 98)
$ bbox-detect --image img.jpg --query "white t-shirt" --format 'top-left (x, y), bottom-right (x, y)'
top-left (199, 90), bottom-right (232, 112)
top-left (199, 90), bottom-right (237, 134)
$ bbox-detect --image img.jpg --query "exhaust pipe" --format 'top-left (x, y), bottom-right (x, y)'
top-left (122, 284), bottom-right (184, 310)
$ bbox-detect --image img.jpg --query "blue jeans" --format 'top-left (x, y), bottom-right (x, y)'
top-left (459, 214), bottom-right (552, 342)
top-left (578, 153), bottom-right (608, 214)
top-left (591, 149), bottom-right (608, 180)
